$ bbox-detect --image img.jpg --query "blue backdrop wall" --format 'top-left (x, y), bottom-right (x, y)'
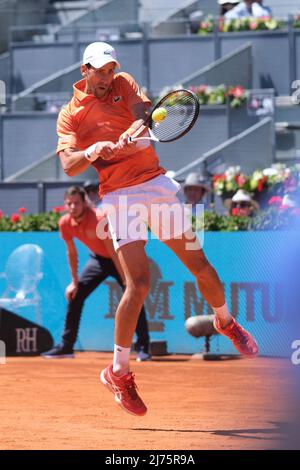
top-left (0, 232), bottom-right (297, 357)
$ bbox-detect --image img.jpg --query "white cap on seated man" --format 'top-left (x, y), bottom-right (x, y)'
top-left (218, 0), bottom-right (240, 16)
top-left (230, 189), bottom-right (259, 217)
top-left (224, 1), bottom-right (272, 20)
top-left (183, 172), bottom-right (211, 216)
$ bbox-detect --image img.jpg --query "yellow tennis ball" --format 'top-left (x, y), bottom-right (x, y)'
top-left (152, 107), bottom-right (167, 123)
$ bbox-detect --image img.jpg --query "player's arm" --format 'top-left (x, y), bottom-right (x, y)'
top-left (57, 107), bottom-right (120, 177)
top-left (65, 239), bottom-right (79, 301)
top-left (118, 102), bottom-right (150, 149)
top-left (59, 148), bottom-right (90, 177)
top-left (59, 141), bottom-right (119, 177)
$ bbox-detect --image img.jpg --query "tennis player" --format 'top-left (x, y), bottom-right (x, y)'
top-left (57, 42), bottom-right (258, 417)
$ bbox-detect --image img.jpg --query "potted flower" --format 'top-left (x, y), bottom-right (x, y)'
top-left (250, 165), bottom-right (300, 208)
top-left (188, 84), bottom-right (248, 108)
top-left (213, 166), bottom-right (251, 209)
top-left (293, 15), bottom-right (300, 28)
top-left (227, 85), bottom-right (248, 108)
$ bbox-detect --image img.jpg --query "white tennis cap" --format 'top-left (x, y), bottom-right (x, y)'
top-left (232, 189), bottom-right (252, 202)
top-left (82, 42), bottom-right (120, 69)
top-left (218, 0), bottom-right (240, 4)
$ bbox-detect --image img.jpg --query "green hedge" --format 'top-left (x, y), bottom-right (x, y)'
top-left (0, 212), bottom-right (61, 232)
top-left (0, 207), bottom-right (299, 232)
top-left (193, 207), bottom-right (300, 231)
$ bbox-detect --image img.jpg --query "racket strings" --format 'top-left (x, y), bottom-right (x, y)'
top-left (150, 91), bottom-right (199, 142)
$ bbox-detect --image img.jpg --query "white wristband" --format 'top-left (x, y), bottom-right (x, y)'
top-left (84, 143), bottom-right (98, 162)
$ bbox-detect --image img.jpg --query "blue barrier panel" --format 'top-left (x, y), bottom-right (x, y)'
top-left (0, 231), bottom-right (296, 357)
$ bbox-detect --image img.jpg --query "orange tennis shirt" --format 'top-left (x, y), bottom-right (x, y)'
top-left (56, 72), bottom-right (165, 196)
top-left (59, 207), bottom-right (110, 258)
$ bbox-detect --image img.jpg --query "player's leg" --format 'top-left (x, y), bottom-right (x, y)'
top-left (147, 174), bottom-right (258, 357)
top-left (110, 260), bottom-right (151, 361)
top-left (100, 240), bottom-right (149, 416)
top-left (164, 231), bottom-right (227, 316)
top-left (162, 229), bottom-right (258, 357)
top-left (113, 241), bottom-right (150, 366)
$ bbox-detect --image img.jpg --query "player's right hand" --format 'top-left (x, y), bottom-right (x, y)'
top-left (65, 282), bottom-right (78, 302)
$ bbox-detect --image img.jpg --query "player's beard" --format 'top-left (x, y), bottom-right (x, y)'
top-left (93, 85), bottom-right (109, 99)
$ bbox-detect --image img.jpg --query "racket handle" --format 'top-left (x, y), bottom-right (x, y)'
top-left (128, 136), bottom-right (153, 142)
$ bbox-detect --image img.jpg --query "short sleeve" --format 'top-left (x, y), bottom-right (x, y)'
top-left (58, 216), bottom-right (73, 242)
top-left (56, 104), bottom-right (78, 154)
top-left (117, 73), bottom-right (151, 109)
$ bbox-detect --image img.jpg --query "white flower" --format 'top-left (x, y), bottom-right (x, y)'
top-left (284, 168), bottom-right (292, 177)
top-left (159, 84), bottom-right (184, 99)
top-left (252, 170), bottom-right (263, 181)
top-left (225, 166), bottom-right (240, 181)
top-left (262, 167), bottom-right (278, 177)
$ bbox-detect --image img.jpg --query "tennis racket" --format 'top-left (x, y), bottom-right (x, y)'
top-left (129, 89), bottom-right (200, 144)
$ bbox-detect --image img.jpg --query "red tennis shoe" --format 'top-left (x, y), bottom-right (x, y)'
top-left (100, 364), bottom-right (147, 416)
top-left (213, 317), bottom-right (258, 358)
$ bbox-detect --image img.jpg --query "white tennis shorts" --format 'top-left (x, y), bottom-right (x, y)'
top-left (101, 174), bottom-right (192, 250)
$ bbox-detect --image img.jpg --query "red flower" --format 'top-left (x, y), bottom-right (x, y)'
top-left (213, 174), bottom-right (226, 182)
top-left (257, 179), bottom-right (264, 192)
top-left (268, 196), bottom-right (283, 206)
top-left (0, 209), bottom-right (3, 219)
top-left (198, 85), bottom-right (207, 94)
top-left (234, 86), bottom-right (245, 98)
top-left (231, 208), bottom-right (239, 216)
top-left (236, 174), bottom-right (247, 187)
top-left (52, 206), bottom-right (65, 213)
top-left (228, 86), bottom-right (245, 99)
top-left (18, 207), bottom-right (26, 214)
top-left (11, 213), bottom-right (21, 223)
top-left (249, 20), bottom-right (258, 30)
top-left (257, 176), bottom-right (268, 192)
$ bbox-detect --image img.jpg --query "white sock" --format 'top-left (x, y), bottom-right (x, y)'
top-left (113, 344), bottom-right (130, 375)
top-left (212, 303), bottom-right (232, 327)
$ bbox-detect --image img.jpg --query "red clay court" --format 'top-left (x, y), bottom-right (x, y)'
top-left (0, 353), bottom-right (294, 450)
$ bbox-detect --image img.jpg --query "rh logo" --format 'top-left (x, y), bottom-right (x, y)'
top-left (16, 328), bottom-right (38, 353)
